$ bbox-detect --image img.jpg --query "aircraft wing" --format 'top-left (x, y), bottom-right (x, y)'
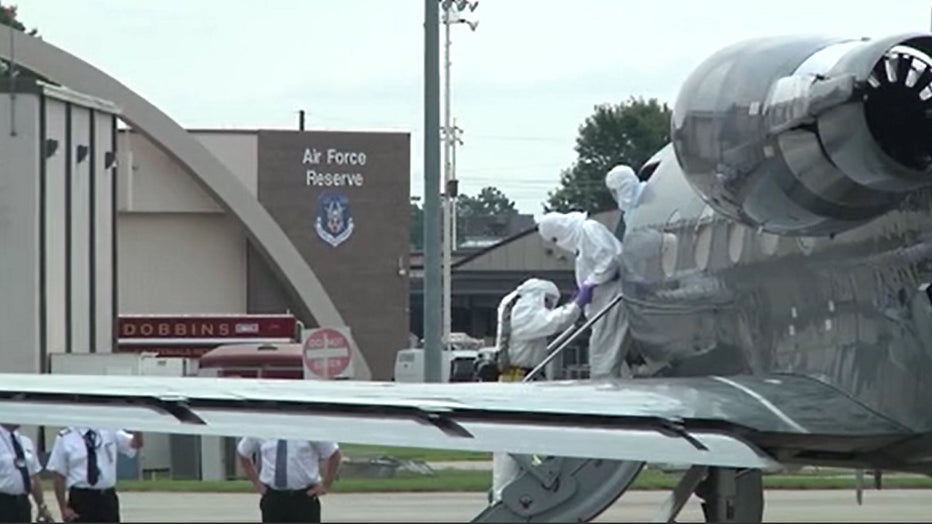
top-left (0, 373), bottom-right (908, 471)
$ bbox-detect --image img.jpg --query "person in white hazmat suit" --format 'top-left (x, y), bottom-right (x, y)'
top-left (535, 211), bottom-right (630, 380)
top-left (490, 278), bottom-right (593, 504)
top-left (493, 278), bottom-right (593, 381)
top-left (604, 163), bottom-right (647, 237)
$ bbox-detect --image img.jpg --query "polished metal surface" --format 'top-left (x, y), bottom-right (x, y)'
top-left (625, 96), bottom-right (932, 469)
top-left (670, 33), bottom-right (932, 235)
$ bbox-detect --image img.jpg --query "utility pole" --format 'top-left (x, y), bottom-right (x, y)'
top-left (440, 0), bottom-right (478, 353)
top-left (5, 5), bottom-right (17, 136)
top-left (450, 119), bottom-right (463, 249)
top-left (423, 0), bottom-right (442, 382)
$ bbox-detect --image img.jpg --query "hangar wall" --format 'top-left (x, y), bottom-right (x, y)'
top-left (115, 130), bottom-right (254, 314)
top-left (1, 80), bottom-right (119, 449)
top-left (0, 80), bottom-right (119, 372)
top-left (117, 214), bottom-right (246, 314)
top-left (0, 86), bottom-right (41, 375)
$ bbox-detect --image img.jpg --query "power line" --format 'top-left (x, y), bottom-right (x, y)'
top-left (285, 111), bottom-right (574, 145)
top-left (468, 134), bottom-right (569, 143)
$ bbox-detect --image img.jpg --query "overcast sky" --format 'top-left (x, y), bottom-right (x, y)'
top-left (14, 0), bottom-right (932, 213)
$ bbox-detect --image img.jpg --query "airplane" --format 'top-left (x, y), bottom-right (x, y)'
top-left (3, 30), bottom-right (932, 524)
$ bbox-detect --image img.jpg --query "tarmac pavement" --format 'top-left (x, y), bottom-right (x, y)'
top-left (53, 489), bottom-right (930, 522)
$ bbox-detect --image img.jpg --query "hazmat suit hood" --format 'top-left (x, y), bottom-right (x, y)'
top-left (604, 164), bottom-right (642, 213)
top-left (496, 279), bottom-right (560, 342)
top-left (536, 211), bottom-right (587, 253)
top-left (513, 278), bottom-right (560, 312)
top-left (515, 278), bottom-right (559, 296)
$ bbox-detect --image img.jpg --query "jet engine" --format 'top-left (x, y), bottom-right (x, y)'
top-left (671, 33), bottom-right (932, 236)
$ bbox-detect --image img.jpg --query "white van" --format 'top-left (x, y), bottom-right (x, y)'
top-left (393, 333), bottom-right (490, 382)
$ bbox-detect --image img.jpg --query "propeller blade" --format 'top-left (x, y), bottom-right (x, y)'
top-left (896, 53), bottom-right (913, 86)
top-left (911, 66), bottom-right (932, 93)
top-left (873, 58), bottom-right (891, 85)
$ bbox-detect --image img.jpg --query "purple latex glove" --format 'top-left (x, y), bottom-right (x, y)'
top-left (573, 283), bottom-right (595, 307)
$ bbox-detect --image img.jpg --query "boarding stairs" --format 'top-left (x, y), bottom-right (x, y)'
top-left (472, 293), bottom-right (649, 522)
top-left (471, 292), bottom-right (765, 522)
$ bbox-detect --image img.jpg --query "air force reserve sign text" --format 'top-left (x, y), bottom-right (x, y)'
top-left (304, 148), bottom-right (366, 187)
top-left (251, 130), bottom-right (411, 380)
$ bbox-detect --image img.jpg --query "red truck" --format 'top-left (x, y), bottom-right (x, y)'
top-left (115, 314), bottom-right (303, 358)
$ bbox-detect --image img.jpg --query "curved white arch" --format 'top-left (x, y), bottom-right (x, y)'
top-left (1, 31), bottom-right (372, 379)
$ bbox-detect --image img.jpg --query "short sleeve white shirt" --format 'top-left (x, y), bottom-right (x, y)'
top-left (0, 427), bottom-right (40, 495)
top-left (46, 427), bottom-right (137, 489)
top-left (236, 437), bottom-right (338, 490)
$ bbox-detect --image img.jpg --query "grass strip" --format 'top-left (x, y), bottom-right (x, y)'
top-left (116, 469), bottom-right (932, 493)
top-left (339, 444), bottom-right (490, 462)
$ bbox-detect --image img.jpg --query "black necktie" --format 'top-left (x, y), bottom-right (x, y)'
top-left (84, 430), bottom-right (100, 486)
top-left (9, 433), bottom-right (30, 493)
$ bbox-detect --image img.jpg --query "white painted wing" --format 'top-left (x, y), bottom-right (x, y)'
top-left (0, 372), bottom-right (898, 472)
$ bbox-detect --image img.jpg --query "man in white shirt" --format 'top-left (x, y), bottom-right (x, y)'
top-left (46, 427), bottom-right (143, 522)
top-left (0, 424), bottom-right (52, 522)
top-left (237, 437), bottom-right (342, 523)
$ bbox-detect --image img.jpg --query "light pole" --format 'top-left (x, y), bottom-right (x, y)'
top-left (440, 0), bottom-right (477, 353)
top-left (423, 0), bottom-right (442, 383)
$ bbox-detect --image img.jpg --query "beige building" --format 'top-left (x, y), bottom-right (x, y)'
top-left (116, 128), bottom-right (412, 381)
top-left (116, 129), bottom-right (254, 316)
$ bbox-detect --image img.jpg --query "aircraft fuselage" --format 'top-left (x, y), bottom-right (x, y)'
top-left (622, 146), bottom-right (932, 467)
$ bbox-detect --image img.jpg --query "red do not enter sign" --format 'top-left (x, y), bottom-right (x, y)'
top-left (303, 327), bottom-right (351, 379)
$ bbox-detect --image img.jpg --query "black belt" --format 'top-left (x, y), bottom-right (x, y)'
top-left (69, 487), bottom-right (115, 494)
top-left (264, 484), bottom-right (316, 495)
top-left (0, 492), bottom-right (27, 499)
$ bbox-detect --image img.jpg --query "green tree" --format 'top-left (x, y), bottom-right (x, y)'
top-left (456, 186), bottom-right (517, 240)
top-left (457, 186), bottom-right (517, 219)
top-left (0, 3), bottom-right (37, 35)
top-left (546, 96), bottom-right (671, 214)
top-left (409, 187), bottom-right (519, 251)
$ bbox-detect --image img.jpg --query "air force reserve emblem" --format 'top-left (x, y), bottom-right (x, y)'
top-left (315, 191), bottom-right (355, 247)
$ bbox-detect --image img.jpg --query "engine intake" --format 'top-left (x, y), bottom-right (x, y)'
top-left (671, 33), bottom-right (932, 236)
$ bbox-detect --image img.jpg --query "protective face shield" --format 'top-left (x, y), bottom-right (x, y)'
top-left (536, 212), bottom-right (587, 253)
top-left (604, 164), bottom-right (642, 212)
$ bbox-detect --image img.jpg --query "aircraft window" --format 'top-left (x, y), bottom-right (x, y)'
top-left (694, 206), bottom-right (714, 270)
top-left (662, 210), bottom-right (681, 277)
top-left (639, 160), bottom-right (660, 181)
top-left (728, 223), bottom-right (746, 263)
top-left (661, 233), bottom-right (678, 276)
top-left (797, 236), bottom-right (815, 255)
top-left (759, 232), bottom-right (779, 256)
